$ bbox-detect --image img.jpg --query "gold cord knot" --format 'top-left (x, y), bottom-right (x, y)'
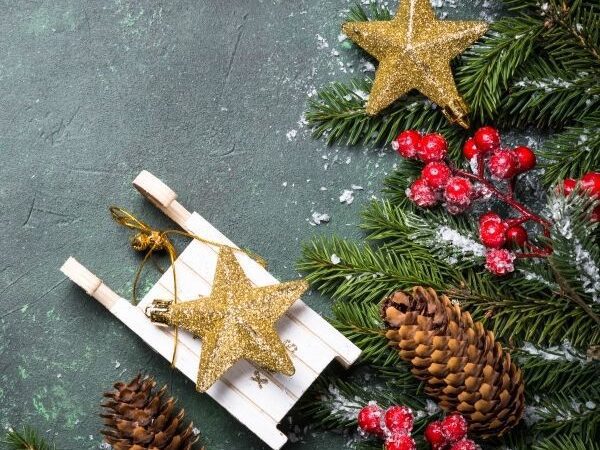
top-left (131, 230), bottom-right (167, 252)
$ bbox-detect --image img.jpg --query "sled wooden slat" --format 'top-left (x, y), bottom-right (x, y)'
top-left (61, 170), bottom-right (361, 450)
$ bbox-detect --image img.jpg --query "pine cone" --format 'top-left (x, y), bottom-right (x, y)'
top-left (382, 286), bottom-right (524, 438)
top-left (101, 374), bottom-right (200, 450)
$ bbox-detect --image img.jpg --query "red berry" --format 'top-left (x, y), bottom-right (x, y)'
top-left (417, 133), bottom-right (448, 162)
top-left (442, 414), bottom-right (468, 443)
top-left (444, 176), bottom-right (473, 206)
top-left (384, 406), bottom-right (414, 434)
top-left (485, 249), bottom-right (516, 276)
top-left (474, 126), bottom-right (500, 152)
top-left (505, 224), bottom-right (528, 248)
top-left (462, 138), bottom-right (479, 160)
top-left (450, 439), bottom-right (479, 450)
top-left (385, 434), bottom-right (417, 450)
top-left (479, 212), bottom-right (502, 226)
top-left (581, 172), bottom-right (600, 197)
top-left (424, 421), bottom-right (448, 449)
top-left (357, 403), bottom-right (383, 436)
top-left (591, 206), bottom-right (600, 222)
top-left (408, 178), bottom-right (438, 208)
top-left (488, 150), bottom-right (518, 179)
top-left (393, 130), bottom-right (422, 159)
top-left (562, 178), bottom-right (577, 195)
top-left (479, 219), bottom-right (507, 249)
top-left (422, 162), bottom-right (452, 190)
top-left (513, 146), bottom-right (536, 172)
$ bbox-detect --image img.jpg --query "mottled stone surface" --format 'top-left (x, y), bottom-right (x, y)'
top-left (0, 1), bottom-right (496, 448)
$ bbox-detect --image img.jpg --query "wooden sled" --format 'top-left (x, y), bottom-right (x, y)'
top-left (60, 170), bottom-right (361, 449)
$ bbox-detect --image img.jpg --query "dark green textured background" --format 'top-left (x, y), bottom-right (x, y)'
top-left (0, 1), bottom-right (497, 448)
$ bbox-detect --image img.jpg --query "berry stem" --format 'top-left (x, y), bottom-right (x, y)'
top-left (453, 168), bottom-right (552, 230)
top-left (476, 153), bottom-right (484, 179)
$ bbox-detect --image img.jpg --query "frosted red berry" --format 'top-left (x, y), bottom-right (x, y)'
top-left (357, 403), bottom-right (383, 436)
top-left (485, 249), bottom-right (516, 275)
top-left (513, 146), bottom-right (536, 172)
top-left (488, 150), bottom-right (518, 180)
top-left (441, 414), bottom-right (468, 444)
top-left (393, 130), bottom-right (422, 159)
top-left (417, 133), bottom-right (448, 162)
top-left (422, 162), bottom-right (452, 190)
top-left (385, 434), bottom-right (417, 450)
top-left (408, 178), bottom-right (438, 208)
top-left (562, 178), bottom-right (577, 195)
top-left (424, 421), bottom-right (447, 449)
top-left (462, 137), bottom-right (479, 160)
top-left (506, 224), bottom-right (528, 248)
top-left (450, 439), bottom-right (479, 450)
top-left (474, 126), bottom-right (500, 152)
top-left (479, 212), bottom-right (502, 226)
top-left (384, 406), bottom-right (414, 434)
top-left (581, 172), bottom-right (600, 197)
top-left (479, 219), bottom-right (507, 249)
top-left (444, 176), bottom-right (473, 206)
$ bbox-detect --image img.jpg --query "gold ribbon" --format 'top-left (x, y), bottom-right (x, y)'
top-left (109, 206), bottom-right (266, 366)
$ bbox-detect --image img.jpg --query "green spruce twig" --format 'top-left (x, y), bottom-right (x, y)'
top-left (3, 427), bottom-right (54, 450)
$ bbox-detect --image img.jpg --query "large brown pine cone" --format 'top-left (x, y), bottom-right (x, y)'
top-left (101, 374), bottom-right (199, 450)
top-left (382, 286), bottom-right (525, 438)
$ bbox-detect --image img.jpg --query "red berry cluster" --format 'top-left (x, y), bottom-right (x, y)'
top-left (394, 126), bottom-right (553, 276)
top-left (357, 404), bottom-right (478, 450)
top-left (357, 403), bottom-right (416, 449)
top-left (395, 131), bottom-right (473, 213)
top-left (560, 172), bottom-right (600, 221)
top-left (424, 415), bottom-right (479, 450)
top-left (358, 402), bottom-right (417, 450)
top-left (464, 127), bottom-right (536, 179)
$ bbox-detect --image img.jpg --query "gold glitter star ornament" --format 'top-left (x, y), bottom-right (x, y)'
top-left (342, 0), bottom-right (488, 128)
top-left (149, 247), bottom-right (308, 392)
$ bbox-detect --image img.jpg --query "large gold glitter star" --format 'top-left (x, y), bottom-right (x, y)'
top-left (149, 247), bottom-right (308, 392)
top-left (342, 0), bottom-right (487, 128)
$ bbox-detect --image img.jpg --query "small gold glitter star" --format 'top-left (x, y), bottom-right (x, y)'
top-left (342, 0), bottom-right (487, 127)
top-left (149, 247), bottom-right (308, 392)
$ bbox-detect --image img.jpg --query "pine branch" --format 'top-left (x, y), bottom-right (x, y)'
top-left (345, 2), bottom-right (392, 23)
top-left (500, 61), bottom-right (600, 128)
top-left (457, 16), bottom-right (544, 123)
top-left (305, 78), bottom-right (461, 153)
top-left (532, 392), bottom-right (600, 440)
top-left (533, 435), bottom-right (600, 450)
top-left (540, 112), bottom-right (600, 186)
top-left (516, 349), bottom-right (599, 400)
top-left (361, 200), bottom-right (484, 269)
top-left (457, 290), bottom-right (600, 351)
top-left (541, 0), bottom-right (600, 70)
top-left (331, 301), bottom-right (397, 366)
top-left (547, 192), bottom-right (600, 311)
top-left (297, 369), bottom-right (433, 433)
top-left (3, 427), bottom-right (54, 450)
top-left (298, 236), bottom-right (451, 304)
